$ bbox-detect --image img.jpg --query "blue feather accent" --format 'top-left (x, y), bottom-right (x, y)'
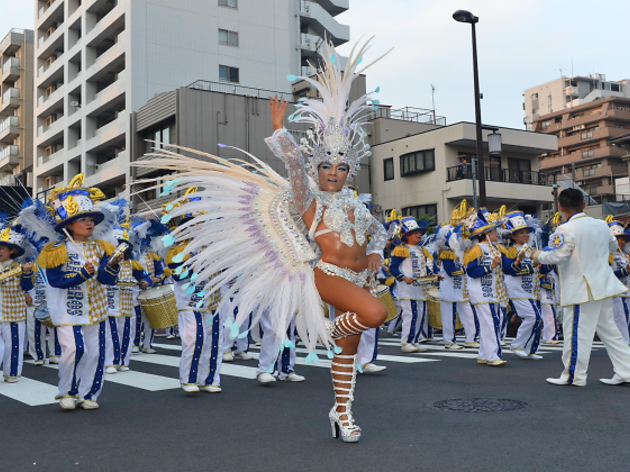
top-left (375, 86), bottom-right (381, 93)
top-left (305, 352), bottom-right (319, 364)
top-left (283, 338), bottom-right (295, 349)
top-left (186, 285), bottom-right (195, 295)
top-left (333, 345), bottom-right (342, 354)
top-left (330, 55), bottom-right (336, 64)
top-left (205, 312), bottom-right (215, 322)
top-left (287, 74), bottom-right (297, 81)
top-left (327, 350), bottom-right (334, 360)
top-left (356, 56), bottom-right (363, 65)
top-left (229, 322), bottom-right (239, 340)
top-left (237, 330), bottom-right (249, 339)
top-left (162, 234), bottom-right (175, 247)
top-left (356, 363), bottom-right (363, 373)
top-left (160, 214), bottom-right (172, 224)
top-left (173, 252), bottom-right (185, 263)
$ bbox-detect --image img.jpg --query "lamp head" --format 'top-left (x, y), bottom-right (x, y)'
top-left (453, 10), bottom-right (478, 23)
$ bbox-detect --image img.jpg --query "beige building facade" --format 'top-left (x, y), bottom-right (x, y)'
top-left (0, 29), bottom-right (34, 187)
top-left (524, 73), bottom-right (629, 130)
top-left (370, 122), bottom-right (557, 224)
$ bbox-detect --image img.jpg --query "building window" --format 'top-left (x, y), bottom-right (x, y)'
top-left (402, 204), bottom-right (437, 223)
top-left (219, 29), bottom-right (239, 47)
top-left (219, 0), bottom-right (237, 8)
top-left (383, 158), bottom-right (394, 181)
top-left (400, 149), bottom-right (435, 177)
top-left (581, 130), bottom-right (593, 140)
top-left (507, 158), bottom-right (531, 183)
top-left (219, 65), bottom-right (239, 83)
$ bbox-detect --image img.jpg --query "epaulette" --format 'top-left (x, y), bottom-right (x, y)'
top-left (609, 253), bottom-right (614, 265)
top-left (422, 247), bottom-right (434, 260)
top-left (131, 260), bottom-right (146, 272)
top-left (37, 242), bottom-right (69, 269)
top-left (98, 240), bottom-right (116, 256)
top-left (166, 242), bottom-right (189, 265)
top-left (439, 250), bottom-right (457, 261)
top-left (384, 276), bottom-right (396, 287)
top-left (163, 267), bottom-right (173, 277)
top-left (463, 245), bottom-right (483, 266)
top-left (392, 245), bottom-right (410, 258)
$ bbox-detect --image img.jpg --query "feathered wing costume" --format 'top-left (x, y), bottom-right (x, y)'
top-left (133, 38), bottom-right (388, 359)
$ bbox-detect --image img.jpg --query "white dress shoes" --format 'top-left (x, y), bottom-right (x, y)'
top-left (546, 377), bottom-right (586, 387)
top-left (257, 372), bottom-right (276, 383)
top-left (361, 363), bottom-right (387, 373)
top-left (600, 378), bottom-right (630, 385)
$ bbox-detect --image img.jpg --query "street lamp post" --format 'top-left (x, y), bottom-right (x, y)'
top-left (453, 9), bottom-right (487, 207)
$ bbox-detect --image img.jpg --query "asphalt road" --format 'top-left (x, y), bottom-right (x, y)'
top-left (1, 334), bottom-right (629, 472)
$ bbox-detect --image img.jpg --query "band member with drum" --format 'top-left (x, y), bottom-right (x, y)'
top-left (0, 223), bottom-right (34, 382)
top-left (37, 175), bottom-right (121, 410)
top-left (464, 209), bottom-right (507, 367)
top-left (135, 249), bottom-right (165, 354)
top-left (501, 212), bottom-right (545, 360)
top-left (607, 220), bottom-right (630, 344)
top-left (390, 217), bottom-right (437, 353)
top-left (105, 223), bottom-right (151, 374)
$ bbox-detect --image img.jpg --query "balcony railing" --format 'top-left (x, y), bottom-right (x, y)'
top-left (0, 116), bottom-right (18, 133)
top-left (2, 57), bottom-right (19, 74)
top-left (0, 145), bottom-right (18, 160)
top-left (3, 87), bottom-right (19, 102)
top-left (446, 164), bottom-right (556, 186)
top-left (187, 80), bottom-right (293, 102)
top-left (366, 106), bottom-right (446, 126)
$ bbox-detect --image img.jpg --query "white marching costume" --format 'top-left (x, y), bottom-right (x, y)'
top-left (26, 268), bottom-right (48, 364)
top-left (540, 269), bottom-right (560, 343)
top-left (535, 212), bottom-right (630, 385)
top-left (0, 224), bottom-right (34, 382)
top-left (134, 39), bottom-right (388, 443)
top-left (608, 221), bottom-right (630, 345)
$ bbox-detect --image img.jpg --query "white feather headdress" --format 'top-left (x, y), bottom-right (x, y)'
top-left (287, 37), bottom-right (391, 181)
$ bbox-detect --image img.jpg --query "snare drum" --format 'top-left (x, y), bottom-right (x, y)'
top-left (137, 284), bottom-right (178, 329)
top-left (34, 303), bottom-right (54, 328)
top-left (375, 285), bottom-right (399, 322)
top-left (427, 289), bottom-right (463, 330)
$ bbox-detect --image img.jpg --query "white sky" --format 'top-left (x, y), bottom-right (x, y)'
top-left (2, 0), bottom-right (629, 129)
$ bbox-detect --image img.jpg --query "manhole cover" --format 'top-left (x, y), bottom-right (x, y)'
top-left (429, 398), bottom-right (533, 413)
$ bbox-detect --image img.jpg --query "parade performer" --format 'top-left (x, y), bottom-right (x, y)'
top-left (389, 217), bottom-right (435, 353)
top-left (0, 223), bottom-right (34, 382)
top-left (606, 218), bottom-right (630, 345)
top-left (533, 189), bottom-right (630, 386)
top-left (36, 175), bottom-right (122, 409)
top-left (166, 197), bottom-right (226, 394)
top-left (539, 213), bottom-right (561, 345)
top-left (433, 213), bottom-right (478, 350)
top-left (135, 248), bottom-right (164, 354)
top-left (464, 209), bottom-right (507, 366)
top-left (105, 223), bottom-right (151, 374)
top-left (135, 38), bottom-right (389, 442)
top-left (256, 309), bottom-right (305, 383)
top-left (501, 212), bottom-right (544, 360)
top-left (26, 266), bottom-right (47, 365)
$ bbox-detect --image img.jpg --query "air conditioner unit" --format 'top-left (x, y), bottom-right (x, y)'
top-left (45, 55), bottom-right (56, 66)
top-left (45, 114), bottom-right (57, 126)
top-left (45, 85), bottom-right (56, 96)
top-left (44, 145), bottom-right (57, 156)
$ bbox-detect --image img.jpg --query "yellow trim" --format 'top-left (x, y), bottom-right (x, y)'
top-left (384, 276), bottom-right (395, 287)
top-left (163, 267), bottom-right (173, 277)
top-left (37, 243), bottom-right (69, 269)
top-left (131, 260), bottom-right (145, 272)
top-left (464, 245), bottom-right (482, 266)
top-left (609, 253), bottom-right (614, 265)
top-left (166, 243), bottom-right (189, 265)
top-left (422, 247), bottom-right (434, 260)
top-left (98, 240), bottom-right (116, 256)
top-left (392, 245), bottom-right (410, 258)
top-left (439, 250), bottom-right (457, 261)
top-left (150, 252), bottom-right (162, 261)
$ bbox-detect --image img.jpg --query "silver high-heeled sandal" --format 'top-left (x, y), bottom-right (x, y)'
top-left (330, 354), bottom-right (361, 443)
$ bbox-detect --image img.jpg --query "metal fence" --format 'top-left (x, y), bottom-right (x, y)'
top-left (187, 80), bottom-right (293, 102)
top-left (446, 164), bottom-right (555, 186)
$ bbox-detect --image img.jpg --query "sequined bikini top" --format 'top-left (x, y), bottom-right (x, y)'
top-left (308, 190), bottom-right (373, 248)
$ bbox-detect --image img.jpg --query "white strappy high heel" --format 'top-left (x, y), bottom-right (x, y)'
top-left (330, 354), bottom-right (361, 443)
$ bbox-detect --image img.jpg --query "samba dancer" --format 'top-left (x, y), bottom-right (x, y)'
top-left (0, 223), bottom-right (34, 382)
top-left (37, 175), bottom-right (121, 410)
top-left (135, 39), bottom-right (389, 442)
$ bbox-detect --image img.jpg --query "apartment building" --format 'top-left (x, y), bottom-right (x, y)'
top-left (370, 123), bottom-right (557, 223)
top-left (530, 97), bottom-right (630, 199)
top-left (33, 0), bottom-right (350, 200)
top-left (0, 29), bottom-right (34, 187)
top-left (524, 73), bottom-right (630, 130)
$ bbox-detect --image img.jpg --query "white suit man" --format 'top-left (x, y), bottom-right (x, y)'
top-left (534, 189), bottom-right (630, 386)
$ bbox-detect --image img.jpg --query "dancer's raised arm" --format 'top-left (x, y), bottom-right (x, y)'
top-left (265, 96), bottom-right (314, 215)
